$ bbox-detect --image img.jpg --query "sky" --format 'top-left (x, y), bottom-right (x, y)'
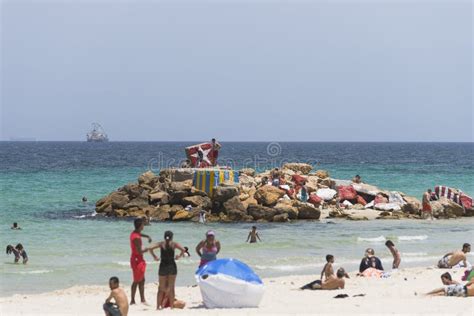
top-left (1, 0), bottom-right (472, 142)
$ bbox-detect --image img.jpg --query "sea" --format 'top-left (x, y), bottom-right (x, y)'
top-left (0, 142), bottom-right (473, 297)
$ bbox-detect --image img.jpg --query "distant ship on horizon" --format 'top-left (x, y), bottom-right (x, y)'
top-left (86, 123), bottom-right (109, 142)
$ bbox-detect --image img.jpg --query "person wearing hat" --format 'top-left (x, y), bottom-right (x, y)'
top-left (146, 231), bottom-right (186, 310)
top-left (359, 248), bottom-right (384, 273)
top-left (195, 230), bottom-right (221, 268)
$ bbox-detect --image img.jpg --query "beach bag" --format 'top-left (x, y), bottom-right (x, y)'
top-left (338, 185), bottom-right (357, 201)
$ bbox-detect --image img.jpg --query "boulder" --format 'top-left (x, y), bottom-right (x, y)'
top-left (439, 197), bottom-right (465, 217)
top-left (189, 187), bottom-right (208, 197)
top-left (223, 196), bottom-right (246, 213)
top-left (248, 204), bottom-right (276, 221)
top-left (160, 168), bottom-right (195, 182)
top-left (241, 196), bottom-right (258, 210)
top-left (148, 191), bottom-right (170, 205)
top-left (123, 197), bottom-right (149, 210)
top-left (239, 174), bottom-right (257, 188)
top-left (169, 205), bottom-right (184, 218)
top-left (151, 205), bottom-right (171, 221)
top-left (120, 183), bottom-right (142, 199)
top-left (239, 168), bottom-right (256, 177)
top-left (227, 208), bottom-right (248, 221)
top-left (138, 171), bottom-right (157, 187)
top-left (319, 178), bottom-right (335, 188)
top-left (255, 185), bottom-right (285, 206)
top-left (169, 181), bottom-right (192, 193)
top-left (110, 193), bottom-right (130, 209)
top-left (172, 209), bottom-right (193, 221)
top-left (273, 213), bottom-right (289, 222)
top-left (182, 195), bottom-right (212, 209)
top-left (213, 185), bottom-right (240, 203)
top-left (169, 191), bottom-right (189, 205)
top-left (314, 170), bottom-right (330, 179)
top-left (402, 196), bottom-right (422, 214)
top-left (347, 215), bottom-right (369, 221)
top-left (295, 203), bottom-right (321, 220)
top-left (283, 163), bottom-right (313, 175)
top-left (274, 202), bottom-right (299, 220)
top-left (429, 201), bottom-right (444, 217)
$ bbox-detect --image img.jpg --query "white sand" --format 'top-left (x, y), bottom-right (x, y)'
top-left (1, 267), bottom-right (472, 315)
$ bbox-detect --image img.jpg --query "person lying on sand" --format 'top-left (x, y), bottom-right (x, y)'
top-left (160, 293), bottom-right (186, 309)
top-left (301, 268), bottom-right (346, 290)
top-left (426, 272), bottom-right (474, 297)
top-left (385, 240), bottom-right (401, 269)
top-left (103, 277), bottom-right (129, 316)
top-left (438, 243), bottom-right (471, 269)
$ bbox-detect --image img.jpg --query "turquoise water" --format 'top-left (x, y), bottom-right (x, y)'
top-left (1, 142), bottom-right (473, 296)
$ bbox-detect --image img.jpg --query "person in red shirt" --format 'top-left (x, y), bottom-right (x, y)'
top-left (130, 218), bottom-right (152, 305)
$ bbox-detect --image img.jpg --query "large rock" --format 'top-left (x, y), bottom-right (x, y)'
top-left (169, 181), bottom-right (192, 193)
top-left (119, 183), bottom-right (142, 199)
top-left (213, 185), bottom-right (239, 203)
top-left (273, 213), bottom-right (289, 222)
top-left (151, 205), bottom-right (171, 221)
top-left (160, 168), bottom-right (196, 182)
top-left (227, 208), bottom-right (248, 221)
top-left (314, 170), bottom-right (330, 179)
top-left (439, 197), bottom-right (465, 217)
top-left (138, 171), bottom-right (157, 187)
top-left (223, 196), bottom-right (246, 213)
top-left (123, 197), bottom-right (149, 210)
top-left (169, 191), bottom-right (189, 205)
top-left (255, 185), bottom-right (285, 206)
top-left (274, 202), bottom-right (298, 220)
top-left (182, 195), bottom-right (212, 209)
top-left (239, 174), bottom-right (257, 188)
top-left (172, 209), bottom-right (193, 221)
top-left (169, 205), bottom-right (184, 217)
top-left (248, 204), bottom-right (276, 221)
top-left (96, 192), bottom-right (130, 212)
top-left (148, 191), bottom-right (170, 205)
top-left (241, 196), bottom-right (258, 210)
top-left (283, 163), bottom-right (313, 175)
top-left (239, 168), bottom-right (256, 177)
top-left (402, 196), bottom-right (422, 214)
top-left (295, 202), bottom-right (321, 220)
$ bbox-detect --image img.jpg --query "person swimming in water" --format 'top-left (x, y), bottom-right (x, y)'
top-left (6, 244), bottom-right (28, 264)
top-left (246, 226), bottom-right (261, 243)
top-left (196, 230), bottom-right (220, 268)
top-left (11, 222), bottom-right (21, 230)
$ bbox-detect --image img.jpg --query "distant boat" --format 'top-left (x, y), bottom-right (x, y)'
top-left (86, 123), bottom-right (109, 142)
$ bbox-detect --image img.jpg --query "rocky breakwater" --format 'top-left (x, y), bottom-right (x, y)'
top-left (95, 163), bottom-right (472, 222)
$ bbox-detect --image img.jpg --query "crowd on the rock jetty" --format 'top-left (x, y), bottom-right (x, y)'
top-left (95, 157), bottom-right (473, 223)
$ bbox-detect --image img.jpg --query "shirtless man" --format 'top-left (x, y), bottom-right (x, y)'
top-left (385, 240), bottom-right (401, 269)
top-left (246, 226), bottom-right (261, 243)
top-left (302, 268), bottom-right (346, 290)
top-left (438, 243), bottom-right (471, 269)
top-left (426, 272), bottom-right (474, 297)
top-left (320, 255), bottom-right (350, 280)
top-left (103, 277), bottom-right (129, 316)
top-left (422, 189), bottom-right (434, 220)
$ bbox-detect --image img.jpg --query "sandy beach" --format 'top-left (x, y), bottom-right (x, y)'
top-left (1, 266), bottom-right (472, 315)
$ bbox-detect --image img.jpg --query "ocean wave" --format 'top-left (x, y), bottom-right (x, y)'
top-left (357, 236), bottom-right (386, 242)
top-left (397, 235), bottom-right (428, 241)
top-left (254, 263), bottom-right (322, 272)
top-left (402, 252), bottom-right (428, 257)
top-left (16, 269), bottom-right (53, 275)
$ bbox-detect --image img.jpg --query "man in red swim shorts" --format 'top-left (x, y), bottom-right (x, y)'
top-left (130, 218), bottom-right (152, 305)
top-left (422, 189), bottom-right (434, 220)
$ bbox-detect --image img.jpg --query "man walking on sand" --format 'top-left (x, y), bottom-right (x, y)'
top-left (130, 218), bottom-right (152, 305)
top-left (422, 189), bottom-right (434, 220)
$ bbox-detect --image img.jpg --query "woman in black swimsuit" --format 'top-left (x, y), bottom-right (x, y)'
top-left (146, 231), bottom-right (186, 310)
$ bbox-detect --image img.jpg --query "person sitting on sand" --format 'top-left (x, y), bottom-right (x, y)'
top-left (103, 276), bottom-right (129, 316)
top-left (321, 255), bottom-right (335, 280)
top-left (6, 244), bottom-right (28, 264)
top-left (359, 248), bottom-right (383, 274)
top-left (438, 243), bottom-right (471, 269)
top-left (352, 175), bottom-right (362, 184)
top-left (385, 240), bottom-right (401, 269)
top-left (246, 226), bottom-right (261, 243)
top-left (426, 272), bottom-right (474, 297)
top-left (11, 222), bottom-right (21, 230)
top-left (301, 268), bottom-right (346, 290)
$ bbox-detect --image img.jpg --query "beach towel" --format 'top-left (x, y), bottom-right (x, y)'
top-left (435, 185), bottom-right (473, 209)
top-left (338, 185), bottom-right (357, 201)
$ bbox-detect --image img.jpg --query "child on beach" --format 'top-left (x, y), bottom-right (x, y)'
top-left (320, 255), bottom-right (349, 280)
top-left (103, 276), bottom-right (129, 316)
top-left (6, 244), bottom-right (28, 264)
top-left (302, 268), bottom-right (347, 290)
top-left (246, 226), bottom-right (261, 243)
top-left (385, 240), bottom-right (401, 269)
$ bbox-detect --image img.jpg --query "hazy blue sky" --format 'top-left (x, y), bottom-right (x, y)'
top-left (1, 0), bottom-right (472, 141)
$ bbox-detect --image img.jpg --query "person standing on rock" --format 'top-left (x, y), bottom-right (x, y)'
top-left (196, 230), bottom-right (221, 268)
top-left (422, 189), bottom-right (434, 220)
top-left (210, 138), bottom-right (221, 167)
top-left (129, 218), bottom-right (152, 305)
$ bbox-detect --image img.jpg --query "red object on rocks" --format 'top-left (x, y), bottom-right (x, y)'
top-left (308, 194), bottom-right (322, 206)
top-left (374, 194), bottom-right (388, 205)
top-left (337, 185), bottom-right (357, 201)
top-left (291, 174), bottom-right (307, 186)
